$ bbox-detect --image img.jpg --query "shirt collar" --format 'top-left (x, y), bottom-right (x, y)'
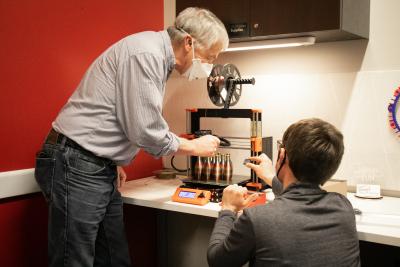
top-left (280, 181), bottom-right (325, 198)
top-left (160, 30), bottom-right (175, 75)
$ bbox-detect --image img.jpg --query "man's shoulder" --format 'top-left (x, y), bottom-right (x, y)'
top-left (245, 191), bottom-right (354, 219)
top-left (123, 31), bottom-right (166, 57)
top-left (244, 199), bottom-right (285, 220)
top-left (124, 31), bottom-right (159, 43)
top-left (324, 191), bottom-right (355, 211)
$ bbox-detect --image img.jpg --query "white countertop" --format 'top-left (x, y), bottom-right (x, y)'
top-left (121, 176), bottom-right (221, 217)
top-left (120, 177), bottom-right (400, 247)
top-left (348, 194), bottom-right (400, 247)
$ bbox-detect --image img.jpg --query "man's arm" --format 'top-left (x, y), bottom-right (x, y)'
top-left (245, 153), bottom-right (275, 186)
top-left (116, 53), bottom-right (219, 157)
top-left (208, 185), bottom-right (258, 267)
top-left (207, 209), bottom-right (256, 267)
top-left (245, 153), bottom-right (283, 195)
top-left (116, 53), bottom-right (179, 157)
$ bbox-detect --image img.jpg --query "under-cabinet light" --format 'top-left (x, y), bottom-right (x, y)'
top-left (225, 36), bottom-right (316, 52)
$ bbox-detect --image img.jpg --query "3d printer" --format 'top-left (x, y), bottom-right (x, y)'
top-left (172, 64), bottom-right (272, 205)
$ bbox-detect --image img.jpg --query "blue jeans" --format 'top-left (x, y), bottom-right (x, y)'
top-left (35, 141), bottom-right (131, 267)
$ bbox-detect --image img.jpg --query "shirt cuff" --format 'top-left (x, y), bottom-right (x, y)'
top-left (153, 132), bottom-right (180, 157)
top-left (219, 209), bottom-right (237, 217)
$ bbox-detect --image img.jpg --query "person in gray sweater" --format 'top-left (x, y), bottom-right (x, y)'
top-left (207, 118), bottom-right (360, 267)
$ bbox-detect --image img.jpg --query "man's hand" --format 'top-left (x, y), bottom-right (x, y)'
top-left (117, 166), bottom-right (127, 189)
top-left (191, 135), bottom-right (220, 156)
top-left (221, 184), bottom-right (259, 213)
top-left (245, 153), bottom-right (276, 187)
top-left (177, 135), bottom-right (220, 156)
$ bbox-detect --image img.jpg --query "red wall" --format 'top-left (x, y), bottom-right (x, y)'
top-left (0, 1), bottom-right (164, 266)
top-left (0, 195), bottom-right (48, 267)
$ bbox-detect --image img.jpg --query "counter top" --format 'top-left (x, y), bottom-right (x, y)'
top-left (349, 194), bottom-right (400, 247)
top-left (120, 177), bottom-right (400, 247)
top-left (120, 176), bottom-right (221, 217)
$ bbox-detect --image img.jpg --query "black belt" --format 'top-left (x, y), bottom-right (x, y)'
top-left (45, 128), bottom-right (114, 165)
top-left (45, 128), bottom-right (84, 151)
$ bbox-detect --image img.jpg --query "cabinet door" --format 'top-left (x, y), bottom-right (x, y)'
top-left (176, 0), bottom-right (250, 38)
top-left (250, 0), bottom-right (341, 37)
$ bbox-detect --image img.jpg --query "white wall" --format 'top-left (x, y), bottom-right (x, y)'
top-left (163, 0), bottom-right (400, 192)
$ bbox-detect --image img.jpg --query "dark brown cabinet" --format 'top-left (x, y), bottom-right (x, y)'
top-left (176, 0), bottom-right (251, 38)
top-left (250, 0), bottom-right (340, 36)
top-left (176, 0), bottom-right (369, 43)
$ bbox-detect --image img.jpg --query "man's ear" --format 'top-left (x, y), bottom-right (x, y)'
top-left (184, 36), bottom-right (193, 52)
top-left (277, 148), bottom-right (286, 164)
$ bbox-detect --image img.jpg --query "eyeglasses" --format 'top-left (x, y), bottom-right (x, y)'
top-left (195, 49), bottom-right (217, 63)
top-left (277, 139), bottom-right (284, 153)
top-left (180, 32), bottom-right (218, 63)
top-left (276, 139), bottom-right (286, 176)
top-left (192, 41), bottom-right (219, 63)
top-left (276, 139), bottom-right (286, 161)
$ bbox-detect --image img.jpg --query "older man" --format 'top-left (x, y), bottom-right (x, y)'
top-left (208, 118), bottom-right (360, 267)
top-left (34, 7), bottom-right (228, 267)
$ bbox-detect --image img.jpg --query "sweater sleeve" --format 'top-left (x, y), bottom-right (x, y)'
top-left (207, 209), bottom-right (256, 267)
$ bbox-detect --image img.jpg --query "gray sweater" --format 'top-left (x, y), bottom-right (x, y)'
top-left (208, 178), bottom-right (360, 267)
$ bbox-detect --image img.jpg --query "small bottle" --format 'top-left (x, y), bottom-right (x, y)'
top-left (224, 154), bottom-right (233, 182)
top-left (194, 156), bottom-right (203, 180)
top-left (202, 157), bottom-right (212, 181)
top-left (220, 154), bottom-right (226, 181)
top-left (213, 154), bottom-right (222, 182)
top-left (209, 155), bottom-right (216, 181)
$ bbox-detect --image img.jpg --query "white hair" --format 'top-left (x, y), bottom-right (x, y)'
top-left (168, 7), bottom-right (229, 51)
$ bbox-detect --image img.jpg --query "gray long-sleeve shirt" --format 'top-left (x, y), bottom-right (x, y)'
top-left (208, 177), bottom-right (360, 267)
top-left (53, 31), bottom-right (179, 165)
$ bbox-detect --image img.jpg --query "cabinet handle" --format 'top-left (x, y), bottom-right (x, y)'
top-left (253, 23), bottom-right (259, 29)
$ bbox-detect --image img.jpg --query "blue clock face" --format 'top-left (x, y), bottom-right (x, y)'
top-left (388, 87), bottom-right (400, 137)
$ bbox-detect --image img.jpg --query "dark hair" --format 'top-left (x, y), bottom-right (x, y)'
top-left (282, 118), bottom-right (344, 185)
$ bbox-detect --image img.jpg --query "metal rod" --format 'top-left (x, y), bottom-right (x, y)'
top-left (219, 146), bottom-right (251, 150)
top-left (186, 110), bottom-right (191, 177)
top-left (252, 111), bottom-right (257, 183)
top-left (228, 140), bottom-right (251, 143)
top-left (221, 136), bottom-right (252, 140)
